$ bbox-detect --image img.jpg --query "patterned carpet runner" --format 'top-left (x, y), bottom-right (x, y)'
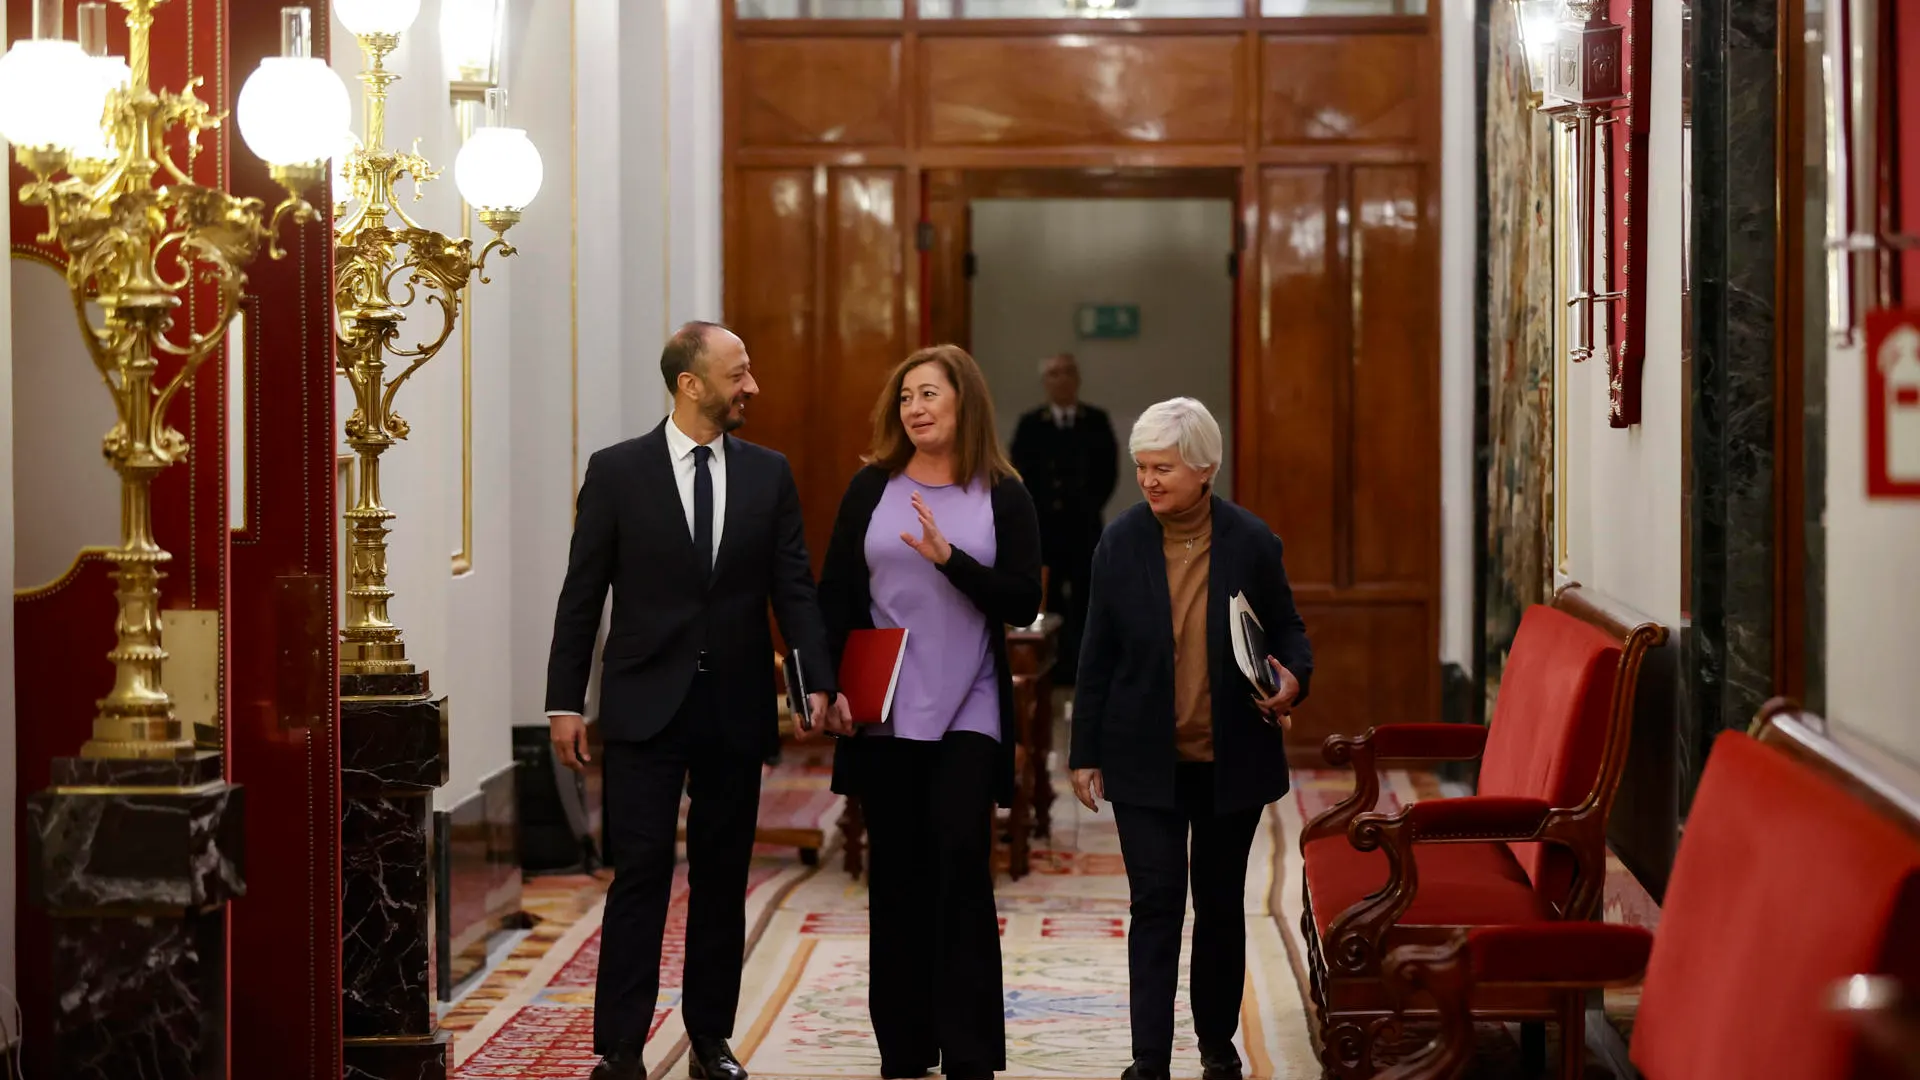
top-left (444, 746), bottom-right (1656, 1078)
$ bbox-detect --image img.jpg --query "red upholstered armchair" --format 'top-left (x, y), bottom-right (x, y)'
top-left (1299, 585), bottom-right (1665, 1079)
top-left (1378, 709), bottom-right (1920, 1080)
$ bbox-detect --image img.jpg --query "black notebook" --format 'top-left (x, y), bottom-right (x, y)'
top-left (783, 650), bottom-right (814, 733)
top-left (1229, 591), bottom-right (1281, 697)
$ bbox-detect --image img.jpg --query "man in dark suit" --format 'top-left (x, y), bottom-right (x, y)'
top-left (546, 322), bottom-right (843, 1080)
top-left (1009, 353), bottom-right (1118, 685)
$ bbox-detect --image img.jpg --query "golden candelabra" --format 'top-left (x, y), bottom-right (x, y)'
top-left (331, 31), bottom-right (521, 678)
top-left (5, 0), bottom-right (315, 759)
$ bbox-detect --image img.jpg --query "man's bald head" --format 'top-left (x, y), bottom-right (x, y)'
top-left (660, 321), bottom-right (733, 392)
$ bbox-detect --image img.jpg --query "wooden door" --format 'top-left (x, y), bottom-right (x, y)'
top-left (729, 166), bottom-right (913, 567)
top-left (1241, 164), bottom-right (1438, 750)
top-left (724, 9), bottom-right (1441, 743)
top-left (925, 169), bottom-right (972, 351)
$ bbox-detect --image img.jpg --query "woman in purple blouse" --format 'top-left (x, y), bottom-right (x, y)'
top-left (818, 345), bottom-right (1044, 1080)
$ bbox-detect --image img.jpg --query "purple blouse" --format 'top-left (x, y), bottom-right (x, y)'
top-left (864, 472), bottom-right (1002, 742)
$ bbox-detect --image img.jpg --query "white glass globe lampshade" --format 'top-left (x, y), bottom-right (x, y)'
top-left (454, 127), bottom-right (542, 212)
top-left (335, 0), bottom-right (421, 37)
top-left (237, 56), bottom-right (351, 168)
top-left (0, 39), bottom-right (101, 152)
top-left (65, 55), bottom-right (131, 163)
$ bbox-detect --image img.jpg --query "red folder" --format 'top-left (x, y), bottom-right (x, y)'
top-left (838, 628), bottom-right (908, 725)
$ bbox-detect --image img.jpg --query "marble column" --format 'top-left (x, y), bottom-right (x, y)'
top-left (1470, 0), bottom-right (1494, 732)
top-left (340, 671), bottom-right (450, 1079)
top-left (1688, 0), bottom-right (1779, 801)
top-left (26, 753), bottom-right (245, 1080)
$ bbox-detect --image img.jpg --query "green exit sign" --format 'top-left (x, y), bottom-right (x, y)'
top-left (1075, 303), bottom-right (1140, 340)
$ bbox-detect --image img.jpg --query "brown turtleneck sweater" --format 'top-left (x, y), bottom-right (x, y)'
top-left (1160, 495), bottom-right (1214, 762)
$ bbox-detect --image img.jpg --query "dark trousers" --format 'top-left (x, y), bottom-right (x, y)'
top-left (596, 675), bottom-right (763, 1054)
top-left (862, 731), bottom-right (1006, 1077)
top-left (1044, 548), bottom-right (1092, 686)
top-left (1111, 763), bottom-right (1264, 1065)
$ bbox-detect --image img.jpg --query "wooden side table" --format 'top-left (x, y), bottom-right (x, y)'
top-left (1006, 614), bottom-right (1063, 841)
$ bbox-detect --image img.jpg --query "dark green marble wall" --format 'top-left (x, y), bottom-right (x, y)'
top-left (1688, 0), bottom-right (1782, 803)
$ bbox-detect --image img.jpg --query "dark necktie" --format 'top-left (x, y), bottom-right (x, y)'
top-left (692, 444), bottom-right (714, 578)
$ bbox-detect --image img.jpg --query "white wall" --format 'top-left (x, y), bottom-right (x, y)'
top-left (331, 0), bottom-right (712, 807)
top-left (1438, 0), bottom-right (1475, 667)
top-left (1825, 340), bottom-right (1920, 765)
top-left (1555, 0), bottom-right (1685, 629)
top-left (968, 198), bottom-right (1236, 519)
top-left (11, 267), bottom-right (118, 588)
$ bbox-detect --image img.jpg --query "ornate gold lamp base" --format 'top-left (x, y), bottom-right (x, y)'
top-left (341, 641), bottom-right (417, 677)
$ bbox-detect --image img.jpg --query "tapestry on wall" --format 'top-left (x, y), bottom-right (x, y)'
top-left (1481, 0), bottom-right (1557, 711)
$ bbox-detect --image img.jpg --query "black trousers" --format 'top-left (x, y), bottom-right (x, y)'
top-left (1111, 763), bottom-right (1264, 1065)
top-left (1043, 550), bottom-right (1091, 686)
top-left (596, 675), bottom-right (763, 1055)
top-left (862, 731), bottom-right (1006, 1077)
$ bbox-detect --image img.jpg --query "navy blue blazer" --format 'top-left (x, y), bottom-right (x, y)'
top-left (1068, 496), bottom-right (1313, 813)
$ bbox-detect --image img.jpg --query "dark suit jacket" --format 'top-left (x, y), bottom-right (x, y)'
top-left (545, 420), bottom-right (835, 754)
top-left (1068, 497), bottom-right (1314, 813)
top-left (1009, 404), bottom-right (1119, 564)
top-left (817, 466), bottom-right (1044, 808)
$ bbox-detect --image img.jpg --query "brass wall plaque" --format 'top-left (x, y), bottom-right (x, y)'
top-left (163, 609), bottom-right (222, 749)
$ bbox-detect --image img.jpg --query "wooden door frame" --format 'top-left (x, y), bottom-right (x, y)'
top-left (921, 164), bottom-right (1244, 471)
top-left (921, 165), bottom-right (1244, 339)
top-left (721, 1), bottom-right (1445, 741)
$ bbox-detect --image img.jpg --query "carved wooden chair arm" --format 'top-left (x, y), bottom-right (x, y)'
top-left (1392, 794), bottom-right (1554, 842)
top-left (1320, 797), bottom-right (1580, 978)
top-left (1374, 924), bottom-right (1654, 1080)
top-left (1301, 723), bottom-right (1490, 848)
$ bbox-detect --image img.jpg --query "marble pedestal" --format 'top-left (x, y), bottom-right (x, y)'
top-left (341, 671), bottom-right (451, 1079)
top-left (26, 753), bottom-right (245, 1080)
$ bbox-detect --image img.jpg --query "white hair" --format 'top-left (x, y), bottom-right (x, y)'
top-left (1129, 397), bottom-right (1223, 472)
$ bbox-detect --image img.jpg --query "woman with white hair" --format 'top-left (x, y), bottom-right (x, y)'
top-left (1068, 397), bottom-right (1312, 1080)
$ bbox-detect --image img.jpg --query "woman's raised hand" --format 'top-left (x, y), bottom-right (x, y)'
top-left (899, 490), bottom-right (954, 566)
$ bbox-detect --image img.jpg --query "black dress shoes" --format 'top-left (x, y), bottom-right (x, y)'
top-left (689, 1036), bottom-right (750, 1080)
top-left (591, 1048), bottom-right (646, 1080)
top-left (1121, 1059), bottom-right (1171, 1080)
top-left (1199, 1044), bottom-right (1244, 1080)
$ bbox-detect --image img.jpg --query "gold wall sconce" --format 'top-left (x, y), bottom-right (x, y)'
top-left (1511, 0), bottom-right (1651, 428)
top-left (330, 0), bottom-right (542, 679)
top-left (0, 0), bottom-right (339, 759)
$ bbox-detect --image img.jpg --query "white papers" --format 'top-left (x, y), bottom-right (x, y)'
top-left (1229, 591), bottom-right (1266, 689)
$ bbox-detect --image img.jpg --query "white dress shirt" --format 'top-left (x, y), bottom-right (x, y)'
top-left (1050, 404), bottom-right (1078, 429)
top-left (547, 418), bottom-right (727, 719)
top-left (663, 416), bottom-right (728, 549)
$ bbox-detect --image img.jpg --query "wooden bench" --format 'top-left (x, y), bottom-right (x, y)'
top-left (1377, 701), bottom-right (1920, 1080)
top-left (1299, 584), bottom-right (1665, 1080)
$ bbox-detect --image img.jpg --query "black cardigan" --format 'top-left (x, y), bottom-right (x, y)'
top-left (819, 465), bottom-right (1044, 808)
top-left (1068, 497), bottom-right (1314, 813)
